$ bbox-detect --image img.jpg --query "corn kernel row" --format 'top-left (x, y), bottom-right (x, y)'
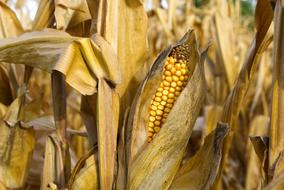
top-left (147, 56), bottom-right (190, 142)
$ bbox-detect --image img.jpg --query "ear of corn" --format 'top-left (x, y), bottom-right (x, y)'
top-left (147, 45), bottom-right (191, 142)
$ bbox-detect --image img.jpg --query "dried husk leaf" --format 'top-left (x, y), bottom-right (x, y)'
top-left (170, 123), bottom-right (229, 190)
top-left (0, 29), bottom-right (121, 95)
top-left (127, 30), bottom-right (206, 189)
top-left (68, 148), bottom-right (99, 190)
top-left (269, 0), bottom-right (284, 177)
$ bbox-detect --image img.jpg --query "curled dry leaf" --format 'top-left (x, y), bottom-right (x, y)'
top-left (126, 30), bottom-right (206, 189)
top-left (0, 29), bottom-right (121, 95)
top-left (170, 123), bottom-right (229, 190)
top-left (67, 148), bottom-right (99, 190)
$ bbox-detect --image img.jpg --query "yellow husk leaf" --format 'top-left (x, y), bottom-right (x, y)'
top-left (170, 123), bottom-right (228, 190)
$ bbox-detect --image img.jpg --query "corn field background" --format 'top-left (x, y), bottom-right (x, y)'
top-left (0, 0), bottom-right (283, 189)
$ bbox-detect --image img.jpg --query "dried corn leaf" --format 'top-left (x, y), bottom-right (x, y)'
top-left (213, 11), bottom-right (236, 88)
top-left (33, 0), bottom-right (91, 30)
top-left (68, 148), bottom-right (98, 190)
top-left (116, 0), bottom-right (148, 107)
top-left (55, 0), bottom-right (91, 30)
top-left (0, 29), bottom-right (120, 95)
top-left (170, 123), bottom-right (228, 190)
top-left (216, 0), bottom-right (273, 186)
top-left (97, 79), bottom-right (119, 190)
top-left (269, 0), bottom-right (284, 176)
top-left (246, 116), bottom-right (269, 190)
top-left (127, 31), bottom-right (206, 189)
top-left (0, 1), bottom-right (23, 38)
top-left (41, 135), bottom-right (70, 189)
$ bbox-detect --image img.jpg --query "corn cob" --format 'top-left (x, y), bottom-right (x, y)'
top-left (147, 44), bottom-right (191, 142)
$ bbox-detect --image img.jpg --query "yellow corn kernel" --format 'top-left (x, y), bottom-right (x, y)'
top-left (156, 92), bottom-right (162, 97)
top-left (154, 120), bottom-right (161, 126)
top-left (154, 127), bottom-right (160, 132)
top-left (165, 70), bottom-right (172, 76)
top-left (172, 76), bottom-right (179, 82)
top-left (177, 81), bottom-right (183, 87)
top-left (150, 111), bottom-right (156, 116)
top-left (168, 93), bottom-right (175, 99)
top-left (162, 96), bottom-right (168, 101)
top-left (156, 115), bottom-right (162, 120)
top-left (170, 67), bottom-right (176, 74)
top-left (149, 116), bottom-right (155, 122)
top-left (154, 97), bottom-right (162, 102)
top-left (163, 81), bottom-right (171, 87)
top-left (156, 110), bottom-right (163, 116)
top-left (152, 101), bottom-right (159, 106)
top-left (165, 76), bottom-right (172, 82)
top-left (176, 70), bottom-right (182, 76)
top-left (169, 87), bottom-right (175, 93)
top-left (148, 122), bottom-right (154, 127)
top-left (167, 98), bottom-right (175, 103)
top-left (162, 90), bottom-right (169, 96)
top-left (161, 101), bottom-right (167, 106)
top-left (148, 127), bottom-right (154, 132)
top-left (157, 105), bottom-right (164, 110)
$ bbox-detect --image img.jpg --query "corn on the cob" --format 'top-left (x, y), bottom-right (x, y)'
top-left (147, 45), bottom-right (190, 142)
